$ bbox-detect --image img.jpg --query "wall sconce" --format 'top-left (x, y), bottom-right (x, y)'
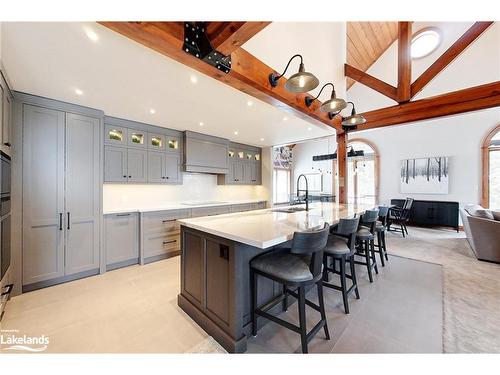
top-left (268, 54), bottom-right (319, 93)
top-left (305, 83), bottom-right (347, 120)
top-left (341, 102), bottom-right (367, 131)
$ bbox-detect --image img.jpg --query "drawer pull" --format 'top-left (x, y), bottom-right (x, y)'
top-left (219, 245), bottom-right (229, 260)
top-left (1, 284), bottom-right (14, 298)
top-left (162, 219), bottom-right (176, 223)
top-left (116, 213), bottom-right (131, 217)
top-left (163, 240), bottom-right (177, 245)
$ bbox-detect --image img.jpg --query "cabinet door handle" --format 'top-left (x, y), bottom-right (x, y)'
top-left (128, 175), bottom-right (132, 178)
top-left (163, 240), bottom-right (177, 245)
top-left (3, 142), bottom-right (11, 147)
top-left (67, 212), bottom-right (70, 230)
top-left (219, 245), bottom-right (229, 260)
top-left (59, 213), bottom-right (63, 230)
top-left (123, 175), bottom-right (127, 178)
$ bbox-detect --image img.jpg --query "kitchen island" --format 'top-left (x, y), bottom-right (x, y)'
top-left (177, 202), bottom-right (374, 353)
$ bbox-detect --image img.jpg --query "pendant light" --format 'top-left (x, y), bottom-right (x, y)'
top-left (341, 101), bottom-right (367, 129)
top-left (304, 83), bottom-right (347, 114)
top-left (268, 54), bottom-right (319, 93)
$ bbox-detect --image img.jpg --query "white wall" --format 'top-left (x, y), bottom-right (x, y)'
top-left (103, 173), bottom-right (269, 212)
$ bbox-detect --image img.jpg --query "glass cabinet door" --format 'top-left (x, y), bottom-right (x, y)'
top-left (148, 133), bottom-right (166, 151)
top-left (128, 130), bottom-right (146, 148)
top-left (167, 137), bottom-right (180, 152)
top-left (254, 153), bottom-right (261, 162)
top-left (105, 124), bottom-right (127, 146)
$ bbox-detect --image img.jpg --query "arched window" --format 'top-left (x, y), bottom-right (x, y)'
top-left (346, 139), bottom-right (379, 205)
top-left (482, 125), bottom-right (500, 208)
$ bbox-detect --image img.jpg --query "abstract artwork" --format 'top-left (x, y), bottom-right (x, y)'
top-left (400, 157), bottom-right (449, 194)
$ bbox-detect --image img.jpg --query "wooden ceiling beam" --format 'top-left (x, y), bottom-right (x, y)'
top-left (353, 81), bottom-right (500, 131)
top-left (345, 64), bottom-right (398, 102)
top-left (411, 21), bottom-right (494, 98)
top-left (397, 22), bottom-right (412, 102)
top-left (207, 22), bottom-right (271, 55)
top-left (99, 22), bottom-right (341, 131)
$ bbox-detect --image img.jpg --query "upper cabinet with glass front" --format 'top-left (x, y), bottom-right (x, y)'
top-left (166, 136), bottom-right (180, 153)
top-left (148, 133), bottom-right (166, 151)
top-left (105, 124), bottom-right (128, 146)
top-left (128, 129), bottom-right (147, 149)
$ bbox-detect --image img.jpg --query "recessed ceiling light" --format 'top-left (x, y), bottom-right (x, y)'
top-left (84, 27), bottom-right (99, 42)
top-left (260, 138), bottom-right (265, 142)
top-left (307, 127), bottom-right (312, 131)
top-left (74, 88), bottom-right (83, 96)
top-left (247, 101), bottom-right (253, 107)
top-left (199, 122), bottom-right (204, 127)
top-left (190, 75), bottom-right (198, 84)
top-left (283, 117), bottom-right (288, 121)
top-left (149, 109), bottom-right (156, 114)
top-left (411, 28), bottom-right (441, 59)
top-left (234, 131), bottom-right (239, 135)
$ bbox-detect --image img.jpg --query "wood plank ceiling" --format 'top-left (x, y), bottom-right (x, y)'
top-left (347, 22), bottom-right (398, 89)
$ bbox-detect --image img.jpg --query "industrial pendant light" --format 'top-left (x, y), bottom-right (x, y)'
top-left (304, 83), bottom-right (347, 114)
top-left (268, 54), bottom-right (319, 93)
top-left (341, 101), bottom-right (367, 129)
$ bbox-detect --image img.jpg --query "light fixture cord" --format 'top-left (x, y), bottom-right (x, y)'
top-left (275, 54), bottom-right (303, 79)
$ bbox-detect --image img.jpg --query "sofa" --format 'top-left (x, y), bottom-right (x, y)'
top-left (460, 204), bottom-right (500, 263)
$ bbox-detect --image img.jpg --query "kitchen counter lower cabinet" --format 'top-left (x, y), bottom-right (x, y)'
top-left (141, 209), bottom-right (191, 264)
top-left (104, 212), bottom-right (139, 271)
top-left (178, 226), bottom-right (284, 353)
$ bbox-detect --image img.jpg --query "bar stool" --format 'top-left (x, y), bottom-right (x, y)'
top-left (322, 216), bottom-right (360, 314)
top-left (374, 206), bottom-right (390, 266)
top-left (354, 209), bottom-right (379, 283)
top-left (250, 223), bottom-right (330, 354)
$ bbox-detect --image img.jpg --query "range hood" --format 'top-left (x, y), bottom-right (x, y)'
top-left (183, 131), bottom-right (230, 174)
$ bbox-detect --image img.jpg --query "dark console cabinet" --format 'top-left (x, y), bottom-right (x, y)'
top-left (391, 199), bottom-right (459, 232)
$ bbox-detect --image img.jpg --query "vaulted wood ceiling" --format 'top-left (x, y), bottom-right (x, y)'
top-left (347, 22), bottom-right (399, 88)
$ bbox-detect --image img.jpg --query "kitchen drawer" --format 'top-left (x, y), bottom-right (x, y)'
top-left (143, 233), bottom-right (180, 258)
top-left (142, 209), bottom-right (191, 234)
top-left (252, 201), bottom-right (266, 210)
top-left (231, 203), bottom-right (254, 213)
top-left (191, 205), bottom-right (231, 218)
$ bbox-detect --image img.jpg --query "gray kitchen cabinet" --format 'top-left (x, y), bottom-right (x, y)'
top-left (148, 133), bottom-right (166, 151)
top-left (184, 131), bottom-right (229, 174)
top-left (105, 146), bottom-right (128, 182)
top-left (23, 105), bottom-right (66, 285)
top-left (141, 209), bottom-right (191, 263)
top-left (127, 128), bottom-right (147, 149)
top-left (166, 135), bottom-right (180, 153)
top-left (218, 142), bottom-right (261, 185)
top-left (165, 154), bottom-right (181, 183)
top-left (104, 212), bottom-right (139, 270)
top-left (22, 103), bottom-right (102, 289)
top-left (147, 151), bottom-right (166, 183)
top-left (230, 203), bottom-right (254, 213)
top-left (64, 113), bottom-right (100, 276)
top-left (127, 148), bottom-right (148, 182)
top-left (191, 205), bottom-right (232, 218)
top-left (104, 124), bottom-right (128, 146)
top-left (2, 87), bottom-right (12, 149)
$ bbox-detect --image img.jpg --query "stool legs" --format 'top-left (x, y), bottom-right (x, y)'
top-left (316, 282), bottom-right (330, 340)
top-left (339, 256), bottom-right (349, 314)
top-left (349, 255), bottom-right (360, 299)
top-left (370, 239), bottom-right (379, 275)
top-left (376, 232), bottom-right (386, 267)
top-left (282, 284), bottom-right (288, 312)
top-left (251, 269), bottom-right (257, 336)
top-left (363, 240), bottom-right (373, 283)
top-left (298, 286), bottom-right (308, 354)
top-left (382, 231), bottom-right (389, 261)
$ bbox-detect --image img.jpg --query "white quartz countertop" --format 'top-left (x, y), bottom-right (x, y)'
top-left (103, 199), bottom-right (266, 215)
top-left (178, 202), bottom-right (375, 249)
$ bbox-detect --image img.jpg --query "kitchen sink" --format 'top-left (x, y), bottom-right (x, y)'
top-left (271, 207), bottom-right (308, 213)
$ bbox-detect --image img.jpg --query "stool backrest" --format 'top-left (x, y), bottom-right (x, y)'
top-left (333, 216), bottom-right (360, 252)
top-left (402, 198), bottom-right (414, 220)
top-left (360, 209), bottom-right (379, 233)
top-left (378, 206), bottom-right (390, 224)
top-left (291, 223), bottom-right (330, 278)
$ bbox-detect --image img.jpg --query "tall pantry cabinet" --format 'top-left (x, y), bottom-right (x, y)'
top-left (21, 97), bottom-right (102, 291)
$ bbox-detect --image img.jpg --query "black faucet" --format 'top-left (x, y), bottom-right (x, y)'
top-left (296, 174), bottom-right (309, 211)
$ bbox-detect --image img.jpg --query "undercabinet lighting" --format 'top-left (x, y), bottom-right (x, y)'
top-left (84, 27), bottom-right (99, 42)
top-left (247, 100), bottom-right (253, 107)
top-left (234, 131), bottom-right (239, 135)
top-left (199, 122), bottom-right (204, 127)
top-left (74, 88), bottom-right (83, 96)
top-left (190, 75), bottom-right (198, 84)
top-left (149, 109), bottom-right (156, 114)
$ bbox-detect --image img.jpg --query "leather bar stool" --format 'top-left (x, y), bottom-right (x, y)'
top-left (354, 209), bottom-right (379, 283)
top-left (250, 223), bottom-right (330, 354)
top-left (322, 216), bottom-right (361, 314)
top-left (374, 206), bottom-right (390, 266)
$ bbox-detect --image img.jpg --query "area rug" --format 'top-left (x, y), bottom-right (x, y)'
top-left (385, 227), bottom-right (500, 353)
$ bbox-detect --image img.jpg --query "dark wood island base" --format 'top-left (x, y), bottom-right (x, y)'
top-left (177, 226), bottom-right (288, 353)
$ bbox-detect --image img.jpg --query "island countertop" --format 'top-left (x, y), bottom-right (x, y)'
top-left (177, 202), bottom-right (375, 249)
